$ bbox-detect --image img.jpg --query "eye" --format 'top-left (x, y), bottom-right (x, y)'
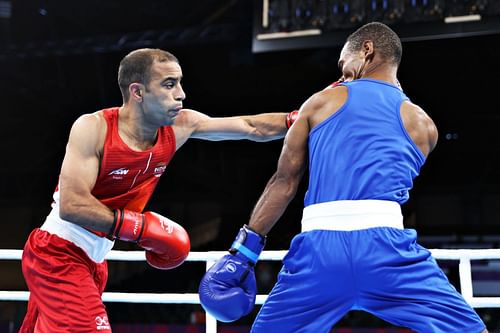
top-left (163, 80), bottom-right (177, 89)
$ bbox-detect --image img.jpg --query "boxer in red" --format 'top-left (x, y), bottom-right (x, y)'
top-left (20, 48), bottom-right (296, 333)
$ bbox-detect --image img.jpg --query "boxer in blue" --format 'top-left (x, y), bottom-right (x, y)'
top-left (199, 22), bottom-right (488, 333)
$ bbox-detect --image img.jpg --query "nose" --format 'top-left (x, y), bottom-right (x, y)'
top-left (175, 84), bottom-right (186, 101)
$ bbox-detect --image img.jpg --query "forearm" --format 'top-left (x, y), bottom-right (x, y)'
top-left (59, 192), bottom-right (115, 233)
top-left (241, 113), bottom-right (288, 142)
top-left (248, 173), bottom-right (299, 235)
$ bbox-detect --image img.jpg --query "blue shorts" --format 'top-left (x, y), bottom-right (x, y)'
top-left (251, 228), bottom-right (486, 333)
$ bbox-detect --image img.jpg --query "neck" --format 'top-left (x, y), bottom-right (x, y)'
top-left (361, 62), bottom-right (399, 87)
top-left (118, 105), bottom-right (158, 150)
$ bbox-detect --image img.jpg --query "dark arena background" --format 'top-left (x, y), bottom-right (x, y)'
top-left (1, 0), bottom-right (500, 332)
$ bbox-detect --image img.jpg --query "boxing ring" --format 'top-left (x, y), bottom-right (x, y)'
top-left (1, 249), bottom-right (500, 332)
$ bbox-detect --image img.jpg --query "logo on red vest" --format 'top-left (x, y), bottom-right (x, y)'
top-left (153, 162), bottom-right (167, 177)
top-left (108, 167), bottom-right (129, 180)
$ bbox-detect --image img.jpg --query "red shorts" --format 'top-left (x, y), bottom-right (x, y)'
top-left (20, 228), bottom-right (111, 333)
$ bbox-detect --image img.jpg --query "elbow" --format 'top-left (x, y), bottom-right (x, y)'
top-left (247, 128), bottom-right (266, 142)
top-left (249, 132), bottom-right (283, 142)
top-left (59, 197), bottom-right (79, 222)
top-left (285, 181), bottom-right (300, 199)
top-left (59, 202), bottom-right (73, 222)
top-left (247, 126), bottom-right (285, 142)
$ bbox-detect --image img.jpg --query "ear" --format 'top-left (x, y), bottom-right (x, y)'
top-left (129, 83), bottom-right (144, 102)
top-left (362, 40), bottom-right (375, 61)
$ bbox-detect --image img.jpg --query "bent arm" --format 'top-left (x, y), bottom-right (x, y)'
top-left (247, 108), bottom-right (311, 235)
top-left (184, 109), bottom-right (289, 142)
top-left (58, 113), bottom-right (115, 233)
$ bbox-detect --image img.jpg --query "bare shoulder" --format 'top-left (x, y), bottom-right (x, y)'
top-left (400, 100), bottom-right (438, 156)
top-left (69, 111), bottom-right (107, 155)
top-left (400, 100), bottom-right (436, 134)
top-left (172, 108), bottom-right (209, 128)
top-left (302, 85), bottom-right (348, 128)
top-left (170, 108), bottom-right (209, 149)
top-left (72, 111), bottom-right (106, 132)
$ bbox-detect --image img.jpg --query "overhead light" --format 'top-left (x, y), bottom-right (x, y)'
top-left (445, 14), bottom-right (482, 24)
top-left (256, 29), bottom-right (321, 40)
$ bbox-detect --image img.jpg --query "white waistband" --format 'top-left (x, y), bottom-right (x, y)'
top-left (301, 200), bottom-right (403, 232)
top-left (40, 208), bottom-right (114, 263)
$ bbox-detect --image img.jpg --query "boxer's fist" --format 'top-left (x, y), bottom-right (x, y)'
top-left (199, 225), bottom-right (266, 322)
top-left (139, 212), bottom-right (190, 269)
top-left (286, 110), bottom-right (299, 128)
top-left (199, 253), bottom-right (257, 322)
top-left (110, 209), bottom-right (190, 270)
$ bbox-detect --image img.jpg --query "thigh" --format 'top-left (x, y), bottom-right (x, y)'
top-left (357, 228), bottom-right (486, 333)
top-left (252, 232), bottom-right (355, 333)
top-left (22, 229), bottom-right (111, 333)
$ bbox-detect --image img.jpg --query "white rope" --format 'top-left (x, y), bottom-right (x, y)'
top-left (3, 249), bottom-right (500, 261)
top-left (0, 249), bottom-right (288, 261)
top-left (430, 248), bottom-right (500, 260)
top-left (0, 291), bottom-right (277, 305)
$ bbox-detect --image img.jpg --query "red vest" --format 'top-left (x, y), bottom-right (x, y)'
top-left (91, 107), bottom-right (176, 212)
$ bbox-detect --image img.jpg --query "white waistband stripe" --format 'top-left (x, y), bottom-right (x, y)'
top-left (301, 200), bottom-right (403, 232)
top-left (40, 208), bottom-right (114, 263)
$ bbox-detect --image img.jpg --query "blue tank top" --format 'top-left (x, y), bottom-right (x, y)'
top-left (304, 79), bottom-right (425, 206)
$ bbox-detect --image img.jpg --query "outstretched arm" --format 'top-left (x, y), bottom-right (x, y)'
top-left (172, 109), bottom-right (290, 146)
top-left (205, 77), bottom-right (346, 143)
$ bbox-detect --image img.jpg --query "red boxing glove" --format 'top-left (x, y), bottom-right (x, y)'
top-left (330, 80), bottom-right (342, 87)
top-left (286, 110), bottom-right (299, 129)
top-left (111, 209), bottom-right (191, 270)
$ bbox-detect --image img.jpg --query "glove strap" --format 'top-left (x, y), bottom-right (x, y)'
top-left (110, 209), bottom-right (123, 238)
top-left (230, 225), bottom-right (266, 264)
top-left (109, 209), bottom-right (145, 242)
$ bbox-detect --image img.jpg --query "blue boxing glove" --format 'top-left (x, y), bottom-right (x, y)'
top-left (199, 225), bottom-right (266, 322)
